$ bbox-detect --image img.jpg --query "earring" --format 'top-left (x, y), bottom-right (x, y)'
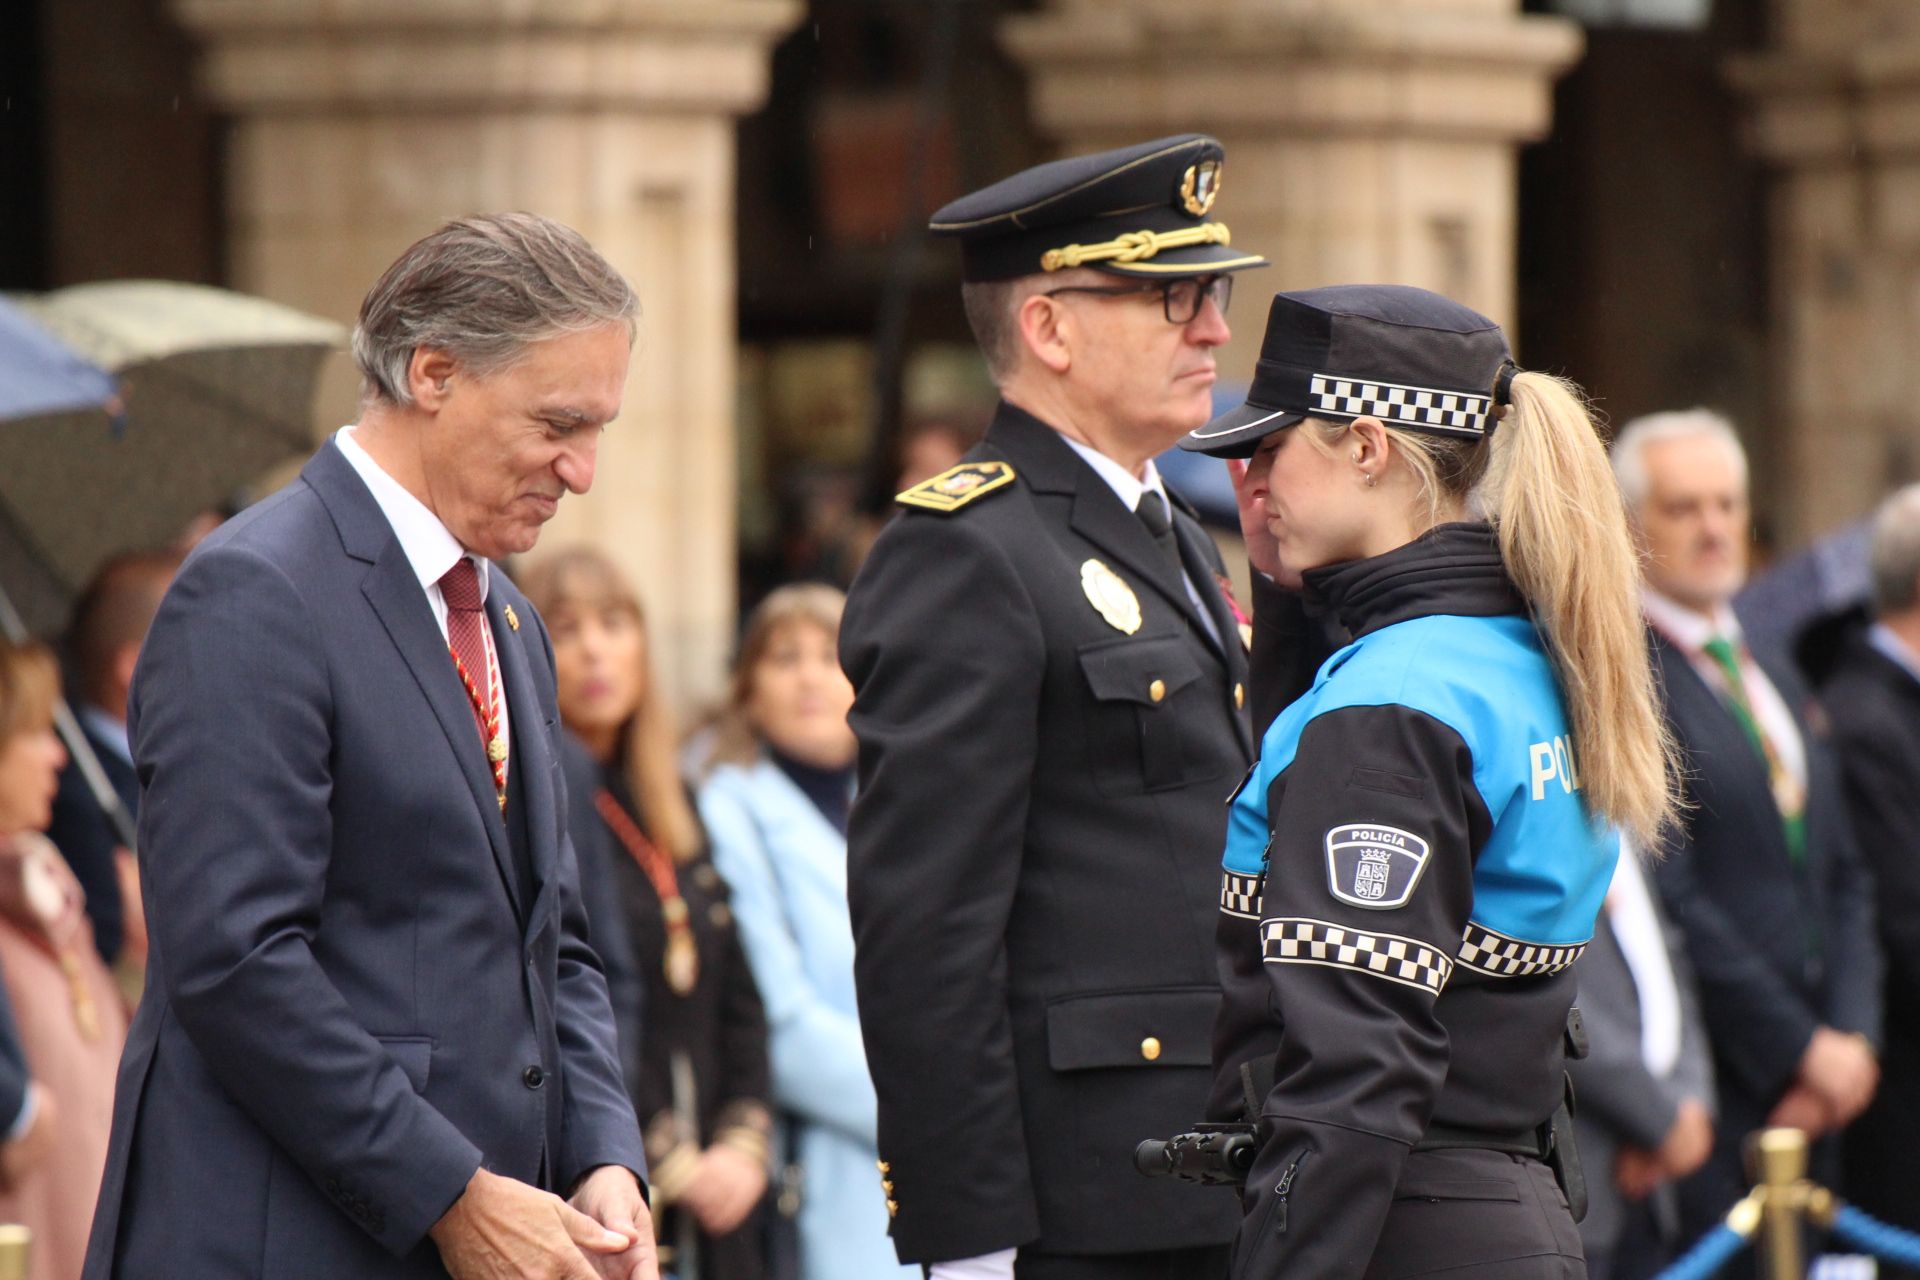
top-left (1362, 471), bottom-right (1376, 487)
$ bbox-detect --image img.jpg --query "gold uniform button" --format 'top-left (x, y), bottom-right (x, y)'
top-left (877, 1160), bottom-right (890, 1174)
top-left (1234, 682), bottom-right (1245, 710)
top-left (886, 1198), bottom-right (900, 1217)
top-left (1149, 679), bottom-right (1167, 703)
top-left (1140, 1036), bottom-right (1162, 1062)
top-left (881, 1179), bottom-right (894, 1194)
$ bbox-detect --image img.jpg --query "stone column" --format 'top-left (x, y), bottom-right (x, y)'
top-left (1002, 0), bottom-right (1582, 380)
top-left (1731, 4), bottom-right (1920, 543)
top-left (170, 0), bottom-right (802, 710)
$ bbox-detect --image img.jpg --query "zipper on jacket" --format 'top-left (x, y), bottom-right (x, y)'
top-left (1270, 1149), bottom-right (1312, 1235)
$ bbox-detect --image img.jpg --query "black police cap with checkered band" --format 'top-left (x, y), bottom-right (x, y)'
top-left (1181, 284), bottom-right (1517, 458)
top-left (930, 134), bottom-right (1269, 284)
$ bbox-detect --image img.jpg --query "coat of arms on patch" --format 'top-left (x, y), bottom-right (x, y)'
top-left (1324, 823), bottom-right (1430, 910)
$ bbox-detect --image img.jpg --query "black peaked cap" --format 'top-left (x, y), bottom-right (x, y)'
top-left (930, 134), bottom-right (1268, 283)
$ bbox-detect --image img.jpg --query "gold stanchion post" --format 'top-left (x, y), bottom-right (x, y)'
top-left (1753, 1128), bottom-right (1809, 1280)
top-left (0, 1223), bottom-right (31, 1280)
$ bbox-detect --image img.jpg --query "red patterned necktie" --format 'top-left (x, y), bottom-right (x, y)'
top-left (440, 558), bottom-right (507, 806)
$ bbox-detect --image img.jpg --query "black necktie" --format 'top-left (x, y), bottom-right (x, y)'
top-left (1136, 490), bottom-right (1184, 579)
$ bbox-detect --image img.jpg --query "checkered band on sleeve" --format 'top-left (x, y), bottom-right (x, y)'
top-left (1455, 921), bottom-right (1587, 978)
top-left (1308, 374), bottom-right (1494, 439)
top-left (1220, 870), bottom-right (1264, 920)
top-left (1260, 918), bottom-right (1452, 996)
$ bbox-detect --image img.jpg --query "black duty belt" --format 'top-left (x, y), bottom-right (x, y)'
top-left (1413, 1121), bottom-right (1550, 1159)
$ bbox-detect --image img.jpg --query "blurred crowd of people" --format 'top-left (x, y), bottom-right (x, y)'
top-left (3, 397), bottom-right (1920, 1280)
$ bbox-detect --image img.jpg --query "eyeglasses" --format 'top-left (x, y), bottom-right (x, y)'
top-left (1041, 273), bottom-right (1234, 325)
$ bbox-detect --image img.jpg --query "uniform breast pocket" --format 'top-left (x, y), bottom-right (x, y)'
top-left (1077, 635), bottom-right (1209, 794)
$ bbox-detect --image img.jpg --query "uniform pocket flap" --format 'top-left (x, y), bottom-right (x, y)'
top-left (1393, 1177), bottom-right (1521, 1203)
top-left (376, 1035), bottom-right (433, 1093)
top-left (1076, 636), bottom-right (1204, 706)
top-left (1045, 986), bottom-right (1216, 1071)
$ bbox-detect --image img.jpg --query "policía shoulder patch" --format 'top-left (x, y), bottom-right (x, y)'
top-left (1324, 823), bottom-right (1431, 910)
top-left (895, 461), bottom-right (1016, 514)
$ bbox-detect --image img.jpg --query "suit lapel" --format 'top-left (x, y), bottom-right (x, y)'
top-left (1171, 513), bottom-right (1235, 664)
top-left (1173, 515), bottom-right (1252, 757)
top-left (304, 441), bottom-right (525, 919)
top-left (492, 587), bottom-right (558, 927)
top-left (360, 544), bottom-right (525, 918)
top-left (1654, 636), bottom-right (1789, 851)
top-left (987, 405), bottom-right (1215, 630)
top-left (1067, 481), bottom-right (1197, 624)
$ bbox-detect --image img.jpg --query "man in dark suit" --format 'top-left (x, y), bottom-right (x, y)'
top-left (47, 550), bottom-right (179, 966)
top-left (1823, 482), bottom-right (1920, 1264)
top-left (1569, 846), bottom-right (1716, 1280)
top-left (1612, 409), bottom-right (1881, 1254)
top-left (841, 136), bottom-right (1278, 1280)
top-left (84, 214), bottom-right (655, 1280)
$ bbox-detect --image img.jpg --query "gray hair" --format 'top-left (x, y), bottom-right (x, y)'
top-left (1609, 407), bottom-right (1749, 512)
top-left (1870, 484), bottom-right (1920, 616)
top-left (959, 267), bottom-right (1108, 385)
top-left (351, 212), bottom-right (638, 406)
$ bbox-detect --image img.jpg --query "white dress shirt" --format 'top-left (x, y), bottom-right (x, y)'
top-left (1060, 437), bottom-right (1223, 647)
top-left (334, 426), bottom-right (510, 765)
top-left (1605, 842), bottom-right (1684, 1079)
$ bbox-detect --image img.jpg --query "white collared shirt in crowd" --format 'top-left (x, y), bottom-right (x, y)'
top-left (1640, 588), bottom-right (1805, 794)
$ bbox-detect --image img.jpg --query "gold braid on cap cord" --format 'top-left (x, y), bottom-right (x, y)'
top-left (1041, 222), bottom-right (1232, 272)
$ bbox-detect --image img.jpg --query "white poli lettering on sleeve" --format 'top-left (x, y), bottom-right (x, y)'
top-left (1529, 734), bottom-right (1582, 800)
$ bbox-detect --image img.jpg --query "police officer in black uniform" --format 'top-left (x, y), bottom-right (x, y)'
top-left (1187, 286), bottom-right (1680, 1278)
top-left (840, 136), bottom-right (1289, 1280)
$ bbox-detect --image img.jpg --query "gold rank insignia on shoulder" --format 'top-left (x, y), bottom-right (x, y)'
top-left (504, 604), bottom-right (519, 632)
top-left (895, 461), bottom-right (1016, 514)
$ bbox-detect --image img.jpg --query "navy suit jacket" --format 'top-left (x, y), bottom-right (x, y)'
top-left (83, 442), bottom-right (645, 1278)
top-left (1647, 627), bottom-right (1881, 1116)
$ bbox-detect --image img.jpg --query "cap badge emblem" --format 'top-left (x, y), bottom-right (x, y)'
top-left (1180, 160), bottom-right (1222, 217)
top-left (1081, 558), bottom-right (1142, 635)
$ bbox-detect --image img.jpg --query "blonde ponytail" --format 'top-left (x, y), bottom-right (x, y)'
top-left (1482, 373), bottom-right (1680, 846)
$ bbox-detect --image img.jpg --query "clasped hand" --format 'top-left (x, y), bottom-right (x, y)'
top-left (430, 1165), bottom-right (658, 1280)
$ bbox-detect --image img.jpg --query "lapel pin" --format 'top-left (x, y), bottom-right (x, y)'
top-left (504, 604), bottom-right (520, 632)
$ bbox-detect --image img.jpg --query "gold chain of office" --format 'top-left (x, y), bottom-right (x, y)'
top-left (1040, 222), bottom-right (1233, 272)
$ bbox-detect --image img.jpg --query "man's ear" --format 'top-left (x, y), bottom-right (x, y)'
top-left (407, 347), bottom-right (459, 411)
top-left (1016, 292), bottom-right (1073, 376)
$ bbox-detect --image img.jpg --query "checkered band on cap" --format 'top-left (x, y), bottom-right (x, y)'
top-left (1309, 374), bottom-right (1494, 439)
top-left (1220, 871), bottom-right (1264, 920)
top-left (1456, 921), bottom-right (1587, 978)
top-left (1260, 918), bottom-right (1452, 996)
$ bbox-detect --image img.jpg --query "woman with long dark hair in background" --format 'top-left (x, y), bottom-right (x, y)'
top-left (523, 548), bottom-right (773, 1279)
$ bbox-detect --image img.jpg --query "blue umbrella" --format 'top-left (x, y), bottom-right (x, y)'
top-left (0, 295), bottom-right (117, 420)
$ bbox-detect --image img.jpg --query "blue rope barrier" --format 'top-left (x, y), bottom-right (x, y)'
top-left (1650, 1223), bottom-right (1751, 1280)
top-left (1829, 1204), bottom-right (1920, 1269)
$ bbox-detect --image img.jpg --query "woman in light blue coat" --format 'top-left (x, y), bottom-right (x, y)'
top-left (698, 584), bottom-right (917, 1280)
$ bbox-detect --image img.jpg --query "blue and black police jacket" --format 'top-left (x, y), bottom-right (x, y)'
top-left (1210, 522), bottom-right (1618, 1276)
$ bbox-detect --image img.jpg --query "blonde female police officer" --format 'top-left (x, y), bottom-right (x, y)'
top-left (1184, 285), bottom-right (1678, 1279)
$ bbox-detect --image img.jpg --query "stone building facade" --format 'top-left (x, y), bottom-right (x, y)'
top-left (12, 0), bottom-right (1916, 701)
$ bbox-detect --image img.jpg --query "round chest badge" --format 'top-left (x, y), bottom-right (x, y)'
top-left (1080, 558), bottom-right (1143, 635)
